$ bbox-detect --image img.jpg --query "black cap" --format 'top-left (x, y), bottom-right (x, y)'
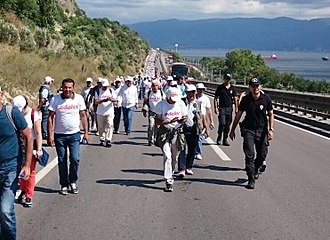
top-left (249, 77), bottom-right (261, 86)
top-left (224, 73), bottom-right (231, 79)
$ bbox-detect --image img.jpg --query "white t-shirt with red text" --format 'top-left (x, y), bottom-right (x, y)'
top-left (48, 93), bottom-right (86, 134)
top-left (95, 88), bottom-right (114, 116)
top-left (147, 90), bottom-right (165, 113)
top-left (155, 99), bottom-right (188, 129)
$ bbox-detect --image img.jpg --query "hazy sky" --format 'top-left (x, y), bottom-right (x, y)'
top-left (75, 0), bottom-right (330, 24)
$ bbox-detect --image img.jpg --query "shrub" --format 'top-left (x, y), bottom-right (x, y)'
top-left (19, 26), bottom-right (36, 52)
top-left (34, 27), bottom-right (50, 48)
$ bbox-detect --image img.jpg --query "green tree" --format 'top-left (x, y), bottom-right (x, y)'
top-left (38, 0), bottom-right (56, 29)
top-left (225, 49), bottom-right (268, 82)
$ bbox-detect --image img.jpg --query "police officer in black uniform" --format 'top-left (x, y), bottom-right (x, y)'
top-left (214, 73), bottom-right (238, 146)
top-left (229, 77), bottom-right (274, 189)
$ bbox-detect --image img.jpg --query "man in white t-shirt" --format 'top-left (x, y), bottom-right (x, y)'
top-left (118, 76), bottom-right (138, 135)
top-left (142, 80), bottom-right (165, 146)
top-left (95, 78), bottom-right (117, 147)
top-left (111, 77), bottom-right (123, 134)
top-left (81, 77), bottom-right (94, 132)
top-left (48, 78), bottom-right (89, 195)
top-left (195, 83), bottom-right (214, 160)
top-left (155, 87), bottom-right (188, 192)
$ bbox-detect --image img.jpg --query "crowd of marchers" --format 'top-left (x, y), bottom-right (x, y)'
top-left (0, 58), bottom-right (274, 240)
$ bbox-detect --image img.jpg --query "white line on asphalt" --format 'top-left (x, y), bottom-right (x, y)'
top-left (276, 120), bottom-right (329, 140)
top-left (35, 157), bottom-right (58, 184)
top-left (205, 137), bottom-right (231, 161)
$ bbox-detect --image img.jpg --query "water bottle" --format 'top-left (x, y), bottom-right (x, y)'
top-left (19, 172), bottom-right (26, 178)
top-left (200, 132), bottom-right (208, 140)
top-left (81, 138), bottom-right (88, 145)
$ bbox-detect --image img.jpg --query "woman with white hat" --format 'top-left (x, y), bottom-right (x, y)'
top-left (13, 95), bottom-right (43, 207)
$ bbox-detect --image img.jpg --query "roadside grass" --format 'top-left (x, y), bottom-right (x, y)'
top-left (0, 47), bottom-right (115, 107)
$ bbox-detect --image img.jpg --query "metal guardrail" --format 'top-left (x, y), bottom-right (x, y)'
top-left (191, 80), bottom-right (330, 137)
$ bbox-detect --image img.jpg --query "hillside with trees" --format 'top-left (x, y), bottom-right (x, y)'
top-left (0, 0), bottom-right (149, 101)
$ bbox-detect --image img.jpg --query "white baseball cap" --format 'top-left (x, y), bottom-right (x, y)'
top-left (126, 76), bottom-right (134, 82)
top-left (12, 95), bottom-right (27, 112)
top-left (167, 76), bottom-right (174, 81)
top-left (97, 77), bottom-right (103, 83)
top-left (196, 83), bottom-right (206, 89)
top-left (166, 87), bottom-right (181, 102)
top-left (102, 79), bottom-right (110, 87)
top-left (44, 76), bottom-right (54, 83)
top-left (86, 77), bottom-right (93, 82)
top-left (185, 84), bottom-right (197, 92)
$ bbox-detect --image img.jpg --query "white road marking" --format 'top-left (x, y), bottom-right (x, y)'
top-left (205, 137), bottom-right (231, 161)
top-left (276, 120), bottom-right (329, 140)
top-left (35, 157), bottom-right (58, 184)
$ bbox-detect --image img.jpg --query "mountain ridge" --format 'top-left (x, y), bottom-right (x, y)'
top-left (128, 17), bottom-right (330, 51)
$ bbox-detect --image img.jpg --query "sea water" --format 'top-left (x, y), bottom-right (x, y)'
top-left (179, 49), bottom-right (330, 82)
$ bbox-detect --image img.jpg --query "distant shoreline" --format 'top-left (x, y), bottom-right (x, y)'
top-left (177, 49), bottom-right (330, 82)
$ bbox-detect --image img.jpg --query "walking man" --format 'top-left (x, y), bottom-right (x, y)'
top-left (142, 80), bottom-right (165, 146)
top-left (81, 77), bottom-right (94, 132)
top-left (118, 76), bottom-right (138, 135)
top-left (155, 87), bottom-right (187, 192)
top-left (37, 75), bottom-right (54, 139)
top-left (229, 77), bottom-right (274, 189)
top-left (178, 84), bottom-right (209, 177)
top-left (112, 77), bottom-right (123, 134)
top-left (95, 78), bottom-right (117, 147)
top-left (0, 86), bottom-right (33, 240)
top-left (47, 78), bottom-right (89, 195)
top-left (214, 73), bottom-right (238, 146)
top-left (195, 83), bottom-right (214, 160)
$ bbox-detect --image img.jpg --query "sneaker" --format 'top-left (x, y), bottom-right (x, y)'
top-left (105, 141), bottom-right (112, 148)
top-left (23, 198), bottom-right (33, 207)
top-left (164, 183), bottom-right (173, 192)
top-left (186, 169), bottom-right (194, 175)
top-left (254, 171), bottom-right (260, 180)
top-left (259, 162), bottom-right (267, 173)
top-left (216, 136), bottom-right (221, 145)
top-left (99, 141), bottom-right (105, 146)
top-left (246, 178), bottom-right (255, 189)
top-left (16, 191), bottom-right (25, 204)
top-left (195, 154), bottom-right (203, 160)
top-left (59, 186), bottom-right (68, 195)
top-left (70, 183), bottom-right (79, 194)
top-left (178, 170), bottom-right (186, 178)
top-left (114, 130), bottom-right (119, 134)
top-left (222, 139), bottom-right (230, 146)
top-left (95, 132), bottom-right (100, 136)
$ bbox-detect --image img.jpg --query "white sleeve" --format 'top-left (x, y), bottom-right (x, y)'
top-left (78, 95), bottom-right (86, 111)
top-left (48, 96), bottom-right (56, 111)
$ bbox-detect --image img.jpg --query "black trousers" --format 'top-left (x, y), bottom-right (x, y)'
top-left (243, 128), bottom-right (269, 177)
top-left (217, 107), bottom-right (233, 140)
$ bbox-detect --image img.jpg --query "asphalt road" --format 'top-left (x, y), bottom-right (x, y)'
top-left (16, 103), bottom-right (330, 240)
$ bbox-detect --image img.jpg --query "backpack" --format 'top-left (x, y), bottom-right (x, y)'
top-left (85, 86), bottom-right (101, 106)
top-left (184, 102), bottom-right (204, 135)
top-left (5, 105), bottom-right (18, 131)
top-left (145, 89), bottom-right (164, 108)
top-left (39, 85), bottom-right (53, 105)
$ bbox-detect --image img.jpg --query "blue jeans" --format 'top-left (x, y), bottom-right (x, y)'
top-left (195, 135), bottom-right (203, 156)
top-left (122, 106), bottom-right (136, 134)
top-left (54, 132), bottom-right (81, 187)
top-left (0, 164), bottom-right (18, 240)
top-left (41, 106), bottom-right (49, 138)
top-left (114, 107), bottom-right (122, 132)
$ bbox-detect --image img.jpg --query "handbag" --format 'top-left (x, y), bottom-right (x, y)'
top-left (37, 148), bottom-right (50, 167)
